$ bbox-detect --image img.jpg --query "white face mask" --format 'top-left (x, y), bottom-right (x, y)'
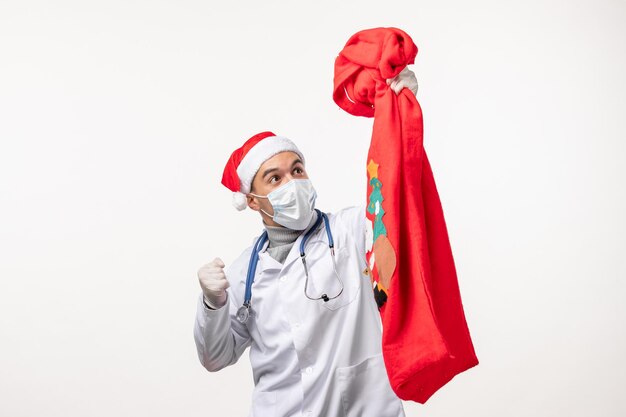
top-left (249, 178), bottom-right (317, 230)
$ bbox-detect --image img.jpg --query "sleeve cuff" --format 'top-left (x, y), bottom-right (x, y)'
top-left (202, 292), bottom-right (228, 312)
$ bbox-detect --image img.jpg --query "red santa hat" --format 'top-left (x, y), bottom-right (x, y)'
top-left (221, 131), bottom-right (305, 210)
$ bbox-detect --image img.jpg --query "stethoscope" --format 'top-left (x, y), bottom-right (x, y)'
top-left (236, 208), bottom-right (344, 324)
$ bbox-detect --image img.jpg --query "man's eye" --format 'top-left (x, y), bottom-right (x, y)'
top-left (269, 175), bottom-right (280, 183)
top-left (294, 168), bottom-right (303, 174)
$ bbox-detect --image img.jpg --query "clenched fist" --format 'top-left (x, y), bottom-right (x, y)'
top-left (198, 257), bottom-right (230, 309)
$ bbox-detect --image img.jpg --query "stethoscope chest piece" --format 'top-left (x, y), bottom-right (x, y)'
top-left (236, 304), bottom-right (251, 323)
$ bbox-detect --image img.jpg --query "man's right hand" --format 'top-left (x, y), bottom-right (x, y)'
top-left (198, 257), bottom-right (230, 309)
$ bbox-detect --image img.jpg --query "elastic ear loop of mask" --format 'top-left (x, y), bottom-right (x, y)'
top-left (247, 192), bottom-right (274, 219)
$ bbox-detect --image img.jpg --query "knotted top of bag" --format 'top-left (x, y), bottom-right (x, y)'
top-left (333, 27), bottom-right (418, 118)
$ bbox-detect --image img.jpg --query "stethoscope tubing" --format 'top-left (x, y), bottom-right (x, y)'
top-left (237, 208), bottom-right (340, 323)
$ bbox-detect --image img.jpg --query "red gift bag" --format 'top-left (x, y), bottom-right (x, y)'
top-left (333, 27), bottom-right (479, 403)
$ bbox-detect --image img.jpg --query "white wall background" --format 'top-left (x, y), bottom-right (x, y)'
top-left (1, 0), bottom-right (624, 416)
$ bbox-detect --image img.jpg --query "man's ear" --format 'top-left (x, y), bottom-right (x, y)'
top-left (247, 194), bottom-right (260, 211)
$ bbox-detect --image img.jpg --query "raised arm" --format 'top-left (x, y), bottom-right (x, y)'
top-left (193, 259), bottom-right (252, 372)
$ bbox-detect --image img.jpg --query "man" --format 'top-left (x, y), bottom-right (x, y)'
top-left (194, 69), bottom-right (418, 417)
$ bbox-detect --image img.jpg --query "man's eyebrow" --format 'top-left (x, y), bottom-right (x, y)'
top-left (262, 167), bottom-right (279, 179)
top-left (262, 159), bottom-right (304, 179)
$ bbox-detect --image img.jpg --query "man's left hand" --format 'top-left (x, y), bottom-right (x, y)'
top-left (386, 67), bottom-right (418, 96)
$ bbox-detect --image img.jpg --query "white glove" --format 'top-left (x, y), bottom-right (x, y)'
top-left (386, 67), bottom-right (418, 96)
top-left (198, 257), bottom-right (230, 309)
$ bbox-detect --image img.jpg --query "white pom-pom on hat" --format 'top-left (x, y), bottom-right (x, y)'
top-left (232, 191), bottom-right (248, 211)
